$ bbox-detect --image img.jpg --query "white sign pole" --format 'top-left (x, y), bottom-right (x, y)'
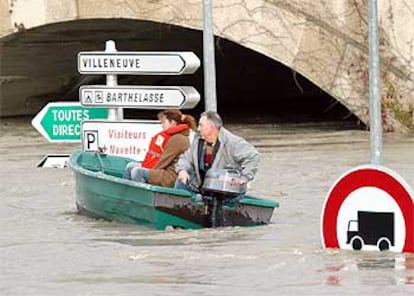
top-left (104, 41), bottom-right (123, 120)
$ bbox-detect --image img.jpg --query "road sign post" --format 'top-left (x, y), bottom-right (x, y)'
top-left (203, 0), bottom-right (218, 111)
top-left (79, 85), bottom-right (200, 109)
top-left (76, 40), bottom-right (201, 160)
top-left (31, 102), bottom-right (108, 142)
top-left (103, 40), bottom-right (123, 121)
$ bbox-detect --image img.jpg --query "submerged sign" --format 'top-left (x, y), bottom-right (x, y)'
top-left (79, 85), bottom-right (200, 109)
top-left (36, 154), bottom-right (70, 168)
top-left (31, 102), bottom-right (108, 142)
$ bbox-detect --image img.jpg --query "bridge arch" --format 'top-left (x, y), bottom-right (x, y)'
top-left (1, 0), bottom-right (413, 131)
top-left (1, 18), bottom-right (358, 127)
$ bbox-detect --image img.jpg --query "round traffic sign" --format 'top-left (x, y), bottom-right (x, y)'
top-left (321, 165), bottom-right (414, 253)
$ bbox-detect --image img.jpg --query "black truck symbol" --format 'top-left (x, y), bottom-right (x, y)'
top-left (346, 211), bottom-right (394, 251)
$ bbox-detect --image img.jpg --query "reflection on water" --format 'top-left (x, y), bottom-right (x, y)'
top-left (91, 227), bottom-right (255, 247)
top-left (322, 252), bottom-right (414, 287)
top-left (358, 257), bottom-right (397, 270)
top-left (1, 117), bottom-right (414, 295)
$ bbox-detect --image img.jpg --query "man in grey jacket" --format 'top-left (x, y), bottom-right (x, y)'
top-left (175, 110), bottom-right (259, 192)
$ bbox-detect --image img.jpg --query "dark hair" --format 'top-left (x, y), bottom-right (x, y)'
top-left (200, 110), bottom-right (223, 129)
top-left (157, 109), bottom-right (197, 130)
top-left (181, 114), bottom-right (197, 130)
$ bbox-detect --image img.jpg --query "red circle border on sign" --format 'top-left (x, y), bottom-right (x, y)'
top-left (321, 166), bottom-right (414, 253)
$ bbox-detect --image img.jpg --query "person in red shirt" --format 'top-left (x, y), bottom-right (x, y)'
top-left (124, 109), bottom-right (196, 187)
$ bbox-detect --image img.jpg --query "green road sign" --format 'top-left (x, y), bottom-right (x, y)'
top-left (31, 102), bottom-right (108, 142)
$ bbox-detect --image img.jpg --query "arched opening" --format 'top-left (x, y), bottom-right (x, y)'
top-left (1, 19), bottom-right (364, 129)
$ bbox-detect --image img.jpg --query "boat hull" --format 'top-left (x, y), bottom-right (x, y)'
top-left (69, 150), bottom-right (278, 230)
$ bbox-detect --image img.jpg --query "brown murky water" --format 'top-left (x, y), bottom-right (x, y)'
top-left (1, 117), bottom-right (414, 295)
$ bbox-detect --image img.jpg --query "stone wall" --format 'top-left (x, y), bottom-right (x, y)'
top-left (1, 0), bottom-right (413, 132)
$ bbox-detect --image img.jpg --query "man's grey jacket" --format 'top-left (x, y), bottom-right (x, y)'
top-left (175, 127), bottom-right (260, 190)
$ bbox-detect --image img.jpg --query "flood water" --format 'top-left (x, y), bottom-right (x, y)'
top-left (1, 117), bottom-right (414, 295)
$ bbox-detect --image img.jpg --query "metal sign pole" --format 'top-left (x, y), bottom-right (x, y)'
top-left (202, 0), bottom-right (217, 111)
top-left (368, 0), bottom-right (383, 165)
top-left (105, 40), bottom-right (123, 120)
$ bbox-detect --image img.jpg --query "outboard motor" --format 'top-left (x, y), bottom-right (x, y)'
top-left (201, 169), bottom-right (247, 227)
top-left (202, 168), bottom-right (247, 197)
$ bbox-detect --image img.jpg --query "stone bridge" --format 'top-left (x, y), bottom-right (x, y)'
top-left (1, 0), bottom-right (413, 132)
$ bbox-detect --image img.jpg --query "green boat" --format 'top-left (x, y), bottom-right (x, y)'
top-left (68, 150), bottom-right (279, 230)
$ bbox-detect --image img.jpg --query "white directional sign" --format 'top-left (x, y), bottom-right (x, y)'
top-left (79, 85), bottom-right (200, 109)
top-left (77, 51), bottom-right (200, 75)
top-left (82, 120), bottom-right (162, 161)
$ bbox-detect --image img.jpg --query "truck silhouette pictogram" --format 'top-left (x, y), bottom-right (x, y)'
top-left (346, 211), bottom-right (394, 251)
